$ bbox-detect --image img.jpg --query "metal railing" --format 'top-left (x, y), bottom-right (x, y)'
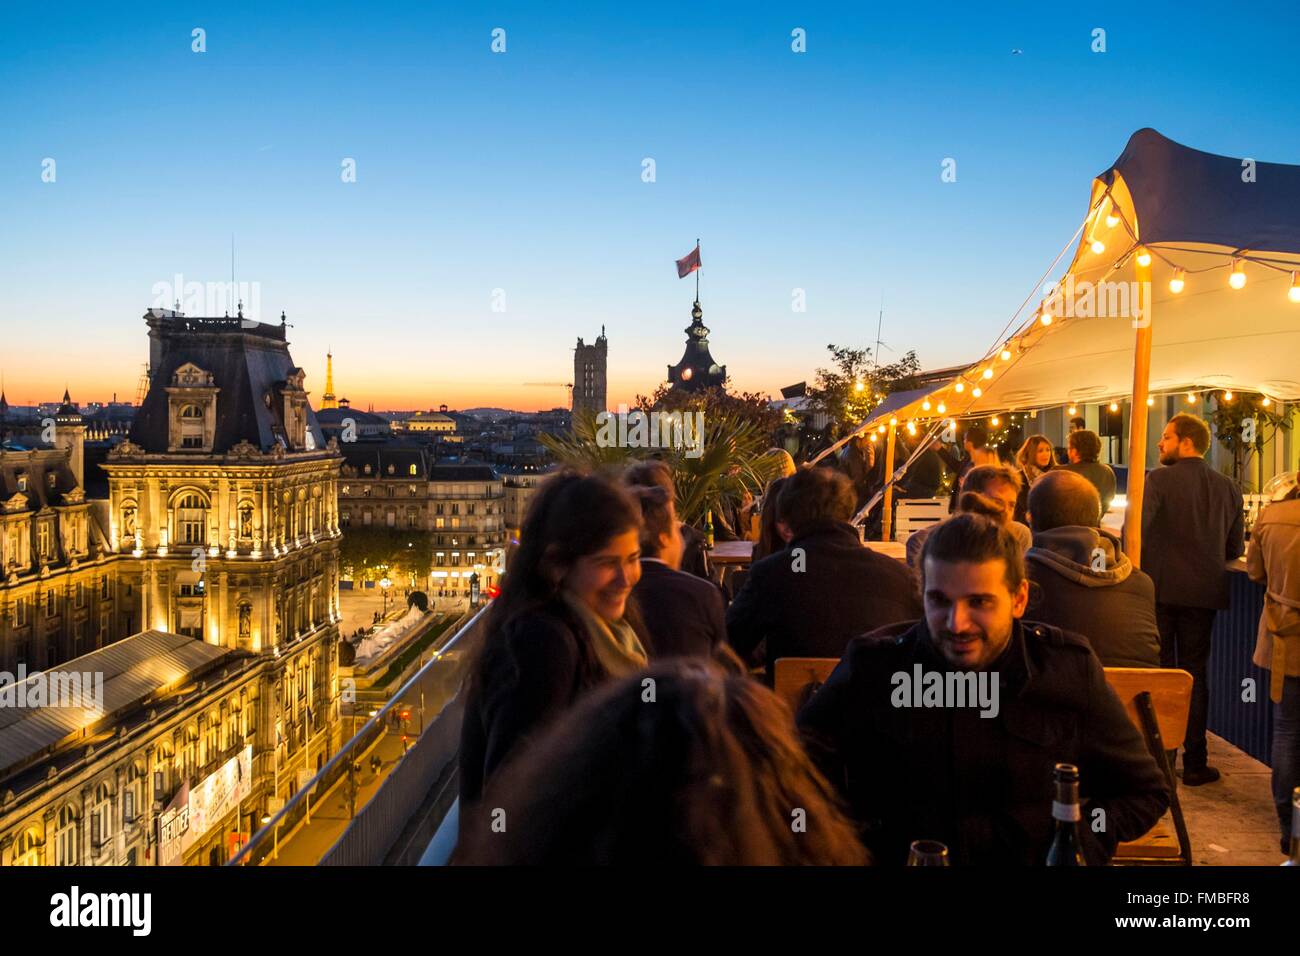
top-left (228, 605), bottom-right (488, 866)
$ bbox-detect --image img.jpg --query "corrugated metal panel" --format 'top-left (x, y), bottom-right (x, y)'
top-left (1208, 572), bottom-right (1274, 765)
top-left (0, 630), bottom-right (233, 772)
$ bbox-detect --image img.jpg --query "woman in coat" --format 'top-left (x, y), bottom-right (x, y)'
top-left (459, 468), bottom-right (648, 813)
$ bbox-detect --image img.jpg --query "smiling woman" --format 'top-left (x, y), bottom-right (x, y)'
top-left (456, 468), bottom-right (648, 815)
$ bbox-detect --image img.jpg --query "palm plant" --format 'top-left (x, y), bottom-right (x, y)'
top-left (540, 407), bottom-right (786, 527)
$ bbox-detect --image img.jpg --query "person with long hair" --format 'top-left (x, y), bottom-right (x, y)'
top-left (1014, 433), bottom-right (1058, 522)
top-left (752, 475), bottom-right (793, 562)
top-left (454, 658), bottom-right (869, 865)
top-left (459, 468), bottom-right (648, 811)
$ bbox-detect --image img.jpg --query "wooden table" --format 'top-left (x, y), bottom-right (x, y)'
top-left (706, 538), bottom-right (908, 566)
top-left (707, 540), bottom-right (755, 566)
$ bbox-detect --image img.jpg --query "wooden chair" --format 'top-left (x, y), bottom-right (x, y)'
top-left (1104, 667), bottom-right (1194, 866)
top-left (893, 497), bottom-right (951, 543)
top-left (773, 657), bottom-right (840, 713)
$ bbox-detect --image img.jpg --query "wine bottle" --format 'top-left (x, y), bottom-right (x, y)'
top-left (1284, 787), bottom-right (1300, 866)
top-left (1045, 762), bottom-right (1086, 866)
top-left (704, 509), bottom-right (715, 549)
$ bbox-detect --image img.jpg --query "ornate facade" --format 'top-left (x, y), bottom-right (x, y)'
top-left (0, 308), bottom-right (345, 865)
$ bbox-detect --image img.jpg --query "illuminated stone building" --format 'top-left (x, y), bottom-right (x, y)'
top-left (0, 308), bottom-right (345, 865)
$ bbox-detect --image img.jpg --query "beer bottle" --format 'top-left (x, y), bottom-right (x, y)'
top-left (1046, 762), bottom-right (1086, 866)
top-left (704, 509), bottom-right (715, 549)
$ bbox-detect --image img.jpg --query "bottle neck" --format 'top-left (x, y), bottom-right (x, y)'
top-left (1053, 780), bottom-right (1081, 824)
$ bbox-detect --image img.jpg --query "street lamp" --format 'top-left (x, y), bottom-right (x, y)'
top-left (380, 576), bottom-right (391, 618)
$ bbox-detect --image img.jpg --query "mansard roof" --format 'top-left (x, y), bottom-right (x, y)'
top-left (128, 311), bottom-right (327, 455)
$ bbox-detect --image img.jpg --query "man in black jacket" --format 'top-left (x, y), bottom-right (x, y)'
top-left (1025, 470), bottom-right (1160, 667)
top-left (1138, 413), bottom-right (1245, 785)
top-left (798, 513), bottom-right (1169, 865)
top-left (726, 467), bottom-right (922, 681)
top-left (627, 483), bottom-right (726, 659)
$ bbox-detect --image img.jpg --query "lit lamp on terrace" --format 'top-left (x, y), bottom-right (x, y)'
top-left (380, 576), bottom-right (392, 617)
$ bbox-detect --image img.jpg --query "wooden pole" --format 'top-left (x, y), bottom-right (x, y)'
top-left (1124, 255), bottom-right (1154, 566)
top-left (881, 421), bottom-right (897, 542)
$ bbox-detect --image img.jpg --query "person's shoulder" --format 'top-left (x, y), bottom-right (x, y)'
top-left (843, 619), bottom-right (923, 662)
top-left (1022, 620), bottom-right (1094, 655)
top-left (499, 605), bottom-right (580, 657)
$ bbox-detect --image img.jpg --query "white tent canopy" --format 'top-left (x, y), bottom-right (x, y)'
top-left (858, 129), bottom-right (1300, 433)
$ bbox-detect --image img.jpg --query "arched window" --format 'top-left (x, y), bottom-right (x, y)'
top-left (175, 493), bottom-right (207, 546)
top-left (55, 805), bottom-right (79, 865)
top-left (90, 782), bottom-right (112, 849)
top-left (125, 763), bottom-right (145, 825)
top-left (14, 826), bottom-right (41, 866)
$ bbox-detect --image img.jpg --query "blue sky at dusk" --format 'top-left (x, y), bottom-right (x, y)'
top-left (3, 1), bottom-right (1299, 410)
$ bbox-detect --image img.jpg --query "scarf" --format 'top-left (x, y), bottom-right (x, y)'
top-left (561, 589), bottom-right (648, 678)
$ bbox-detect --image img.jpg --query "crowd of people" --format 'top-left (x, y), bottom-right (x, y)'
top-left (452, 411), bottom-right (1298, 865)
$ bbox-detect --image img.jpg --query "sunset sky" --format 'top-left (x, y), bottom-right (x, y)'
top-left (4, 2), bottom-right (1300, 411)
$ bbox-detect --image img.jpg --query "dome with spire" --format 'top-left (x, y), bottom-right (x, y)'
top-left (667, 300), bottom-right (726, 392)
top-left (55, 388), bottom-right (82, 423)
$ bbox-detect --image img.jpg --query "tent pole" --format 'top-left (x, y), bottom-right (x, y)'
top-left (881, 420), bottom-right (897, 542)
top-left (1124, 256), bottom-right (1154, 566)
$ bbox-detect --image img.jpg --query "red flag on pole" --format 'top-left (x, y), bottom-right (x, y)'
top-left (675, 244), bottom-right (701, 278)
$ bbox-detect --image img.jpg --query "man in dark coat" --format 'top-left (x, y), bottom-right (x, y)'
top-left (798, 513), bottom-right (1169, 865)
top-left (726, 467), bottom-right (921, 681)
top-left (1062, 429), bottom-right (1117, 520)
top-left (1138, 413), bottom-right (1245, 785)
top-left (1025, 470), bottom-right (1160, 667)
top-left (627, 483), bottom-right (726, 659)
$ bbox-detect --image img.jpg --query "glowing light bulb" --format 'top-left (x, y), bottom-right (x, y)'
top-left (1290, 272), bottom-right (1300, 303)
top-left (1109, 402), bottom-right (1119, 412)
top-left (1223, 391), bottom-right (1233, 402)
top-left (869, 433), bottom-right (877, 443)
top-left (1135, 247), bottom-right (1152, 268)
top-left (972, 387), bottom-right (983, 398)
top-left (878, 425), bottom-right (887, 434)
top-left (1186, 392), bottom-right (1197, 404)
top-left (1229, 259), bottom-right (1246, 289)
top-left (1105, 208), bottom-right (1120, 228)
top-left (1169, 268), bottom-right (1185, 294)
top-left (954, 381), bottom-right (965, 393)
top-left (921, 399), bottom-right (931, 411)
top-left (907, 422), bottom-right (917, 435)
top-left (990, 416), bottom-right (1000, 427)
top-left (889, 417), bottom-right (898, 426)
top-left (982, 367), bottom-right (993, 380)
top-left (1091, 239), bottom-right (1105, 255)
top-left (1067, 405), bottom-right (1077, 416)
top-left (1039, 311), bottom-right (1053, 326)
top-left (936, 403), bottom-right (946, 414)
top-left (1263, 396), bottom-right (1273, 407)
top-left (1146, 397), bottom-right (1155, 406)
top-left (1000, 348), bottom-right (1012, 361)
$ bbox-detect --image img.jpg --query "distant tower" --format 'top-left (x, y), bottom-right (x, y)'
top-left (667, 300), bottom-right (726, 392)
top-left (572, 327), bottom-right (608, 417)
top-left (54, 388), bottom-right (86, 488)
top-left (321, 350), bottom-right (339, 410)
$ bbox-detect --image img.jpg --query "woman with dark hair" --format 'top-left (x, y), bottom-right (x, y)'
top-left (752, 475), bottom-right (793, 562)
top-left (459, 468), bottom-right (648, 810)
top-left (454, 658), bottom-right (869, 865)
top-left (1014, 433), bottom-right (1057, 523)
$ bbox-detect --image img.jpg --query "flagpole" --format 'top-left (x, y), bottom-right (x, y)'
top-left (695, 237), bottom-right (700, 301)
